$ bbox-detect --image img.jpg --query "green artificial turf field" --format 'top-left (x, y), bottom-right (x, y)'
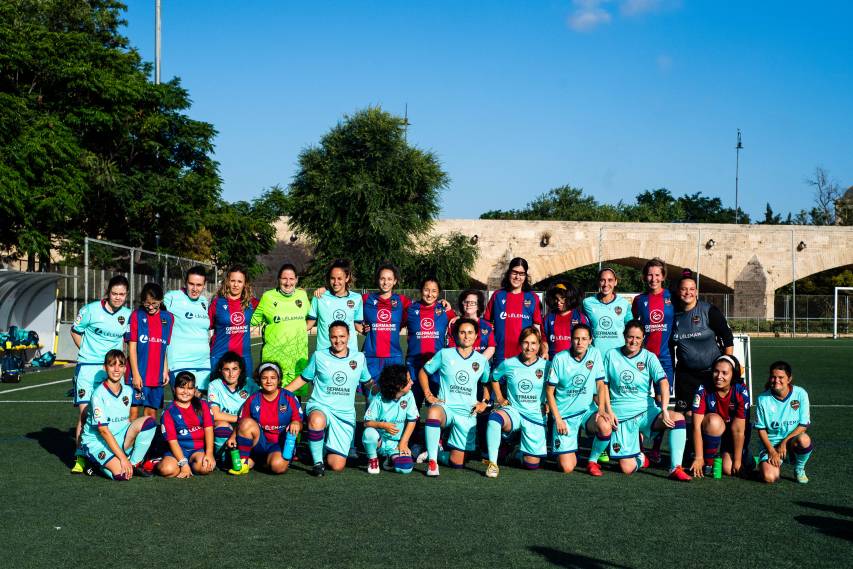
top-left (1, 338), bottom-right (851, 568)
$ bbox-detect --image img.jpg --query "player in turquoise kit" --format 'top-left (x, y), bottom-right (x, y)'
top-left (420, 318), bottom-right (491, 476)
top-left (362, 364), bottom-right (419, 474)
top-left (582, 267), bottom-right (634, 355)
top-left (545, 323), bottom-right (613, 476)
top-left (80, 350), bottom-right (157, 480)
top-left (485, 327), bottom-right (549, 478)
top-left (207, 351), bottom-right (258, 460)
top-left (755, 361), bottom-right (813, 484)
top-left (287, 321), bottom-right (373, 476)
top-left (70, 275), bottom-right (132, 473)
top-left (164, 266), bottom-right (212, 391)
top-left (604, 320), bottom-right (691, 481)
top-left (307, 259), bottom-right (364, 354)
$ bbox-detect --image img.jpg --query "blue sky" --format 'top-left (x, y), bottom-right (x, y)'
top-left (123, 1), bottom-right (852, 220)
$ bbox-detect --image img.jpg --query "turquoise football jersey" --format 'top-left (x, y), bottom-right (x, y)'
top-left (302, 348), bottom-right (371, 418)
top-left (492, 356), bottom-right (549, 418)
top-left (308, 290), bottom-right (363, 353)
top-left (755, 385), bottom-right (811, 446)
top-left (81, 381), bottom-right (132, 441)
top-left (206, 378), bottom-right (258, 416)
top-left (423, 347), bottom-right (490, 413)
top-left (72, 300), bottom-right (131, 364)
top-left (604, 347), bottom-right (666, 419)
top-left (547, 346), bottom-right (606, 417)
top-left (364, 390), bottom-right (419, 442)
top-left (582, 295), bottom-right (634, 355)
top-left (164, 289), bottom-right (211, 369)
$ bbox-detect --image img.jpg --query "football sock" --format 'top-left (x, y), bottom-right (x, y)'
top-left (668, 421), bottom-right (687, 469)
top-left (486, 413), bottom-right (504, 464)
top-left (702, 433), bottom-right (722, 465)
top-left (425, 419), bottom-right (442, 461)
top-left (393, 454), bottom-right (414, 474)
top-left (214, 426), bottom-right (233, 455)
top-left (362, 427), bottom-right (379, 459)
top-left (307, 429), bottom-right (325, 464)
top-left (522, 457), bottom-right (540, 470)
top-left (589, 432), bottom-right (611, 463)
top-left (794, 443), bottom-right (813, 471)
top-left (652, 431), bottom-right (664, 453)
top-left (128, 417), bottom-right (157, 464)
top-left (237, 435), bottom-right (254, 461)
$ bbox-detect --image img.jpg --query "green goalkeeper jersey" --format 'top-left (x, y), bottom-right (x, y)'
top-left (251, 288), bottom-right (310, 390)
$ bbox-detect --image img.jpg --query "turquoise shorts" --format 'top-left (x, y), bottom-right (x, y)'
top-left (306, 401), bottom-right (355, 458)
top-left (611, 401), bottom-right (661, 459)
top-left (435, 404), bottom-right (478, 452)
top-left (501, 405), bottom-right (547, 458)
top-left (552, 406), bottom-right (597, 454)
top-left (81, 423), bottom-right (130, 466)
top-left (74, 364), bottom-right (107, 406)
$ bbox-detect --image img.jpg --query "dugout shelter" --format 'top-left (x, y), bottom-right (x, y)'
top-left (0, 270), bottom-right (62, 363)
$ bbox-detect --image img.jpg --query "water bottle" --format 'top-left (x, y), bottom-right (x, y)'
top-left (713, 457), bottom-right (723, 479)
top-left (282, 431), bottom-right (297, 461)
top-left (230, 448), bottom-right (242, 470)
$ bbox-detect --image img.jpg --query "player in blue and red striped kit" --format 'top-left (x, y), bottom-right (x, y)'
top-left (405, 277), bottom-right (456, 409)
top-left (542, 282), bottom-right (589, 358)
top-left (229, 362), bottom-right (303, 475)
top-left (209, 266), bottom-right (259, 374)
top-left (127, 283), bottom-right (174, 420)
top-left (157, 372), bottom-right (215, 477)
top-left (631, 259), bottom-right (675, 386)
top-left (447, 289), bottom-right (496, 360)
top-left (484, 258), bottom-right (543, 368)
top-left (362, 263), bottom-right (411, 383)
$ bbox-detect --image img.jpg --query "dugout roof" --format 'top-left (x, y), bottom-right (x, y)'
top-left (0, 270), bottom-right (61, 358)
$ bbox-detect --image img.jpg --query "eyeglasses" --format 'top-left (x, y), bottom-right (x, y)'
top-left (510, 270), bottom-right (527, 277)
top-left (143, 302), bottom-right (162, 309)
top-left (462, 301), bottom-right (479, 306)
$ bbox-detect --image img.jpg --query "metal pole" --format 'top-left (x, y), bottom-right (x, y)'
top-left (834, 287), bottom-right (839, 339)
top-left (735, 129), bottom-right (743, 224)
top-left (84, 237), bottom-right (89, 304)
top-left (597, 226), bottom-right (603, 271)
top-left (130, 248), bottom-right (135, 307)
top-left (792, 230), bottom-right (796, 337)
top-left (155, 0), bottom-right (161, 85)
top-left (696, 228), bottom-right (701, 292)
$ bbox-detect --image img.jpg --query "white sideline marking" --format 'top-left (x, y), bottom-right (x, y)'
top-left (0, 400), bottom-right (69, 403)
top-left (0, 378), bottom-right (72, 394)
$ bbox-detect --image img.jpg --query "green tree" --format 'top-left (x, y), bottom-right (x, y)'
top-left (285, 107), bottom-right (477, 287)
top-left (481, 185), bottom-right (623, 221)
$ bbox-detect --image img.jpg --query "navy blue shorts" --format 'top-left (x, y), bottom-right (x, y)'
top-left (131, 385), bottom-right (165, 409)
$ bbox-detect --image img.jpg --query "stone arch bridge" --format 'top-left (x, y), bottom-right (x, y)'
top-left (264, 218), bottom-right (853, 319)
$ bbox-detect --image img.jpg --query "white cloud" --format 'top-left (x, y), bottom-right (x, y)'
top-left (568, 0), bottom-right (613, 32)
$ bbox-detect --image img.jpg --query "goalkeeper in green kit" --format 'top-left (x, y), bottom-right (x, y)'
top-left (251, 264), bottom-right (311, 397)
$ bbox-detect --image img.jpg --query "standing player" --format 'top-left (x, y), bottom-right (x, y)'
top-left (70, 275), bottom-right (132, 473)
top-left (80, 350), bottom-right (158, 480)
top-left (689, 355), bottom-right (750, 478)
top-left (604, 321), bottom-right (691, 481)
top-left (755, 361), bottom-right (813, 484)
top-left (484, 258), bottom-right (543, 369)
top-left (582, 267), bottom-right (633, 356)
top-left (360, 263), bottom-right (411, 391)
top-left (250, 263), bottom-right (311, 396)
top-left (157, 372), bottom-right (216, 477)
top-left (545, 324), bottom-right (613, 476)
top-left (485, 327), bottom-right (548, 477)
top-left (405, 277), bottom-right (456, 410)
top-left (164, 266), bottom-right (212, 392)
top-left (127, 282), bottom-right (174, 420)
top-left (419, 318), bottom-right (491, 476)
top-left (286, 321), bottom-right (373, 476)
top-left (447, 289), bottom-right (496, 361)
top-left (209, 265), bottom-right (258, 375)
top-left (207, 351), bottom-right (258, 461)
top-left (307, 259), bottom-right (364, 354)
top-left (228, 363), bottom-right (302, 475)
top-left (542, 282), bottom-right (589, 358)
top-left (362, 364), bottom-right (419, 474)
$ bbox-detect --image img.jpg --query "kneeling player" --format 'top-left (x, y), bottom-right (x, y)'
top-left (419, 318), bottom-right (491, 476)
top-left (80, 350), bottom-right (157, 480)
top-left (605, 321), bottom-right (691, 481)
top-left (485, 327), bottom-right (548, 478)
top-left (545, 324), bottom-right (612, 476)
top-left (157, 372), bottom-right (215, 478)
top-left (689, 355), bottom-right (750, 478)
top-left (228, 363), bottom-right (302, 475)
top-left (362, 364), bottom-right (418, 474)
top-left (207, 351), bottom-right (258, 462)
top-left (286, 321), bottom-right (372, 476)
top-left (755, 361), bottom-right (813, 484)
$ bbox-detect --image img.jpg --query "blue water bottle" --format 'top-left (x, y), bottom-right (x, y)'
top-left (282, 431), bottom-right (297, 461)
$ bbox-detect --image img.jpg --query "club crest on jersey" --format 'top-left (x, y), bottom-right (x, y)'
top-left (614, 307), bottom-right (622, 316)
top-left (523, 299), bottom-right (531, 308)
top-left (585, 360), bottom-right (594, 370)
top-left (78, 388), bottom-right (86, 398)
top-left (279, 404), bottom-right (288, 413)
top-left (346, 300), bottom-right (355, 309)
top-left (240, 391), bottom-right (248, 399)
top-left (692, 315), bottom-right (701, 325)
top-left (117, 315), bottom-right (126, 325)
top-left (295, 299), bottom-right (302, 308)
top-left (135, 391), bottom-right (143, 400)
top-left (535, 369), bottom-right (544, 379)
top-left (122, 395), bottom-right (130, 406)
top-left (481, 328), bottom-right (489, 336)
top-left (636, 362), bottom-right (645, 371)
top-left (555, 439), bottom-right (561, 449)
top-left (664, 298), bottom-right (672, 305)
top-left (160, 317), bottom-right (168, 325)
top-left (391, 299), bottom-right (398, 307)
top-left (349, 360), bottom-right (357, 370)
top-left (98, 451), bottom-right (106, 460)
top-left (472, 362), bottom-right (480, 372)
top-left (612, 443), bottom-right (621, 453)
top-left (208, 393), bottom-right (216, 401)
top-left (400, 400), bottom-right (408, 409)
top-left (791, 400), bottom-right (800, 410)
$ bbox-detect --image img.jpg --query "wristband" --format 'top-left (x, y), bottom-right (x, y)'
top-left (177, 458), bottom-right (189, 467)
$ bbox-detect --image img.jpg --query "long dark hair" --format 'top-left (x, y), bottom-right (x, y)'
top-left (500, 257), bottom-right (531, 292)
top-left (545, 282), bottom-right (581, 312)
top-left (378, 364), bottom-right (409, 401)
top-left (214, 351), bottom-right (247, 390)
top-left (173, 371), bottom-right (203, 419)
top-left (765, 360), bottom-right (793, 390)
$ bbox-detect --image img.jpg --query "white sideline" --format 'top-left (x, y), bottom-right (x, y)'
top-left (0, 378), bottom-right (72, 394)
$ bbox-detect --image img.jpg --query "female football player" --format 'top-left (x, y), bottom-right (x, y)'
top-left (207, 351), bottom-right (257, 461)
top-left (127, 282), bottom-right (174, 420)
top-left (164, 266), bottom-right (212, 392)
top-left (542, 282), bottom-right (589, 358)
top-left (755, 361), bottom-right (813, 484)
top-left (406, 277), bottom-right (456, 410)
top-left (484, 258), bottom-right (543, 368)
top-left (306, 259), bottom-right (364, 354)
top-left (157, 372), bottom-right (215, 478)
top-left (447, 289), bottom-right (496, 361)
top-left (362, 364), bottom-right (419, 474)
top-left (582, 267), bottom-right (633, 356)
top-left (209, 265), bottom-right (258, 375)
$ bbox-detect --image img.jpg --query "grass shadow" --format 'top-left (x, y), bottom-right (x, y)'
top-left (796, 501), bottom-right (853, 518)
top-left (530, 546), bottom-right (632, 569)
top-left (795, 501), bottom-right (853, 542)
top-left (25, 426), bottom-right (76, 466)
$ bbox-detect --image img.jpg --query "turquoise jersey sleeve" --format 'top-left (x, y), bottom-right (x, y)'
top-left (491, 360), bottom-right (508, 383)
top-left (307, 296), bottom-right (319, 321)
top-left (364, 396), bottom-right (380, 422)
top-left (799, 388), bottom-right (811, 427)
top-left (423, 349), bottom-right (443, 375)
top-left (301, 353), bottom-right (318, 382)
top-left (405, 392), bottom-right (419, 421)
top-left (358, 354), bottom-right (371, 383)
top-left (73, 303), bottom-right (92, 333)
top-left (354, 294), bottom-right (364, 323)
top-left (622, 297), bottom-right (634, 324)
top-left (479, 357), bottom-right (491, 383)
top-left (754, 394), bottom-right (767, 430)
top-left (647, 351), bottom-right (666, 385)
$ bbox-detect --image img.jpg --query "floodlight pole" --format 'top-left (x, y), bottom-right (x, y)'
top-left (735, 129), bottom-right (743, 224)
top-left (155, 0), bottom-right (161, 85)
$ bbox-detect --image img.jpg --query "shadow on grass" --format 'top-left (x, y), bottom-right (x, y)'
top-left (530, 546), bottom-right (632, 569)
top-left (795, 501), bottom-right (853, 542)
top-left (25, 427), bottom-right (76, 466)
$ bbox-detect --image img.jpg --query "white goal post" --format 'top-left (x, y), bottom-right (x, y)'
top-left (833, 287), bottom-right (853, 339)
